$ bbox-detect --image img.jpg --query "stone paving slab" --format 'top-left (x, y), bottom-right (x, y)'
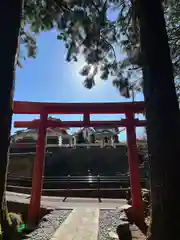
top-left (51, 207), bottom-right (99, 240)
top-left (130, 225), bottom-right (146, 240)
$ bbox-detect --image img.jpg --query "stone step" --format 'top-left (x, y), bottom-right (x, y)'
top-left (51, 207), bottom-right (99, 240)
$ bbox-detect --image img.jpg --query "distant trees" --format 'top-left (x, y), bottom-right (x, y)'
top-left (76, 131), bottom-right (86, 144)
top-left (90, 134), bottom-right (95, 143)
top-left (114, 134), bottom-right (119, 143)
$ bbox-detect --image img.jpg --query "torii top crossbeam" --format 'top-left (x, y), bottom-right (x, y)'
top-left (13, 101), bottom-right (145, 114)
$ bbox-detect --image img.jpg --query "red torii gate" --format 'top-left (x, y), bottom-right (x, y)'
top-left (13, 100), bottom-right (146, 224)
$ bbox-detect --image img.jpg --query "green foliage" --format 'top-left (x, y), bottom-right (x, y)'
top-left (0, 212), bottom-right (23, 239)
top-left (8, 212), bottom-right (23, 229)
top-left (18, 28), bottom-right (37, 66)
top-left (90, 133), bottom-right (95, 143)
top-left (114, 134), bottom-right (119, 143)
top-left (21, 0), bottom-right (180, 98)
top-left (21, 0), bottom-right (125, 90)
top-left (76, 131), bottom-right (86, 143)
top-left (52, 0), bottom-right (141, 96)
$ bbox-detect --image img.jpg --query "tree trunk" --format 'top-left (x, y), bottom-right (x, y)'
top-left (0, 1), bottom-right (23, 239)
top-left (138, 0), bottom-right (180, 239)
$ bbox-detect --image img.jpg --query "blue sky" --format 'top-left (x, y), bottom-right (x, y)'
top-left (13, 29), bottom-right (145, 141)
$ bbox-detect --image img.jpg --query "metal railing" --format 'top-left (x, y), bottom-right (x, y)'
top-left (7, 174), bottom-right (148, 201)
top-left (7, 174), bottom-right (147, 187)
top-left (9, 151), bottom-right (52, 156)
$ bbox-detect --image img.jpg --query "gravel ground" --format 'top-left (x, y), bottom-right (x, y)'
top-left (99, 209), bottom-right (146, 240)
top-left (99, 209), bottom-right (129, 240)
top-left (25, 209), bottom-right (72, 240)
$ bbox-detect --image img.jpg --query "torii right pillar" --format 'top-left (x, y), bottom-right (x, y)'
top-left (126, 112), bottom-right (142, 211)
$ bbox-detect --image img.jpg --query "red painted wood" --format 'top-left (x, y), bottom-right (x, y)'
top-left (13, 100), bottom-right (146, 224)
top-left (27, 112), bottom-right (47, 224)
top-left (126, 112), bottom-right (142, 209)
top-left (13, 101), bottom-right (145, 114)
top-left (14, 119), bottom-right (147, 128)
top-left (83, 112), bottom-right (90, 125)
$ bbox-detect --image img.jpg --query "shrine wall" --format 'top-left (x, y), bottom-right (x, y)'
top-left (8, 146), bottom-right (129, 177)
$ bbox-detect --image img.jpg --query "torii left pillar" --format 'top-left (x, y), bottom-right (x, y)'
top-left (28, 112), bottom-right (47, 225)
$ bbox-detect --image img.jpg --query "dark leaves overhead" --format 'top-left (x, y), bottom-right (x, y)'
top-left (80, 65), bottom-right (91, 76)
top-left (21, 0), bottom-right (180, 100)
top-left (21, 0), bottom-right (136, 96)
top-left (113, 77), bottom-right (130, 98)
top-left (100, 64), bottom-right (109, 80)
top-left (83, 77), bottom-right (95, 89)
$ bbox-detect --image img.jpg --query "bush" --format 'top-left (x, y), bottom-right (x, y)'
top-left (0, 212), bottom-right (24, 240)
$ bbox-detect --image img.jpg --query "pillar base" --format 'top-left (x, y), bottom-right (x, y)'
top-left (124, 206), bottom-right (147, 236)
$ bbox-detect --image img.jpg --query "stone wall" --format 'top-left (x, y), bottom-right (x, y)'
top-left (45, 146), bottom-right (128, 176)
top-left (8, 155), bottom-right (34, 177)
top-left (8, 146), bottom-right (129, 177)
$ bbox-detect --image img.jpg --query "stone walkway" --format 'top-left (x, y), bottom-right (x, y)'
top-left (6, 192), bottom-right (145, 240)
top-left (50, 207), bottom-right (145, 240)
top-left (51, 208), bottom-right (99, 240)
